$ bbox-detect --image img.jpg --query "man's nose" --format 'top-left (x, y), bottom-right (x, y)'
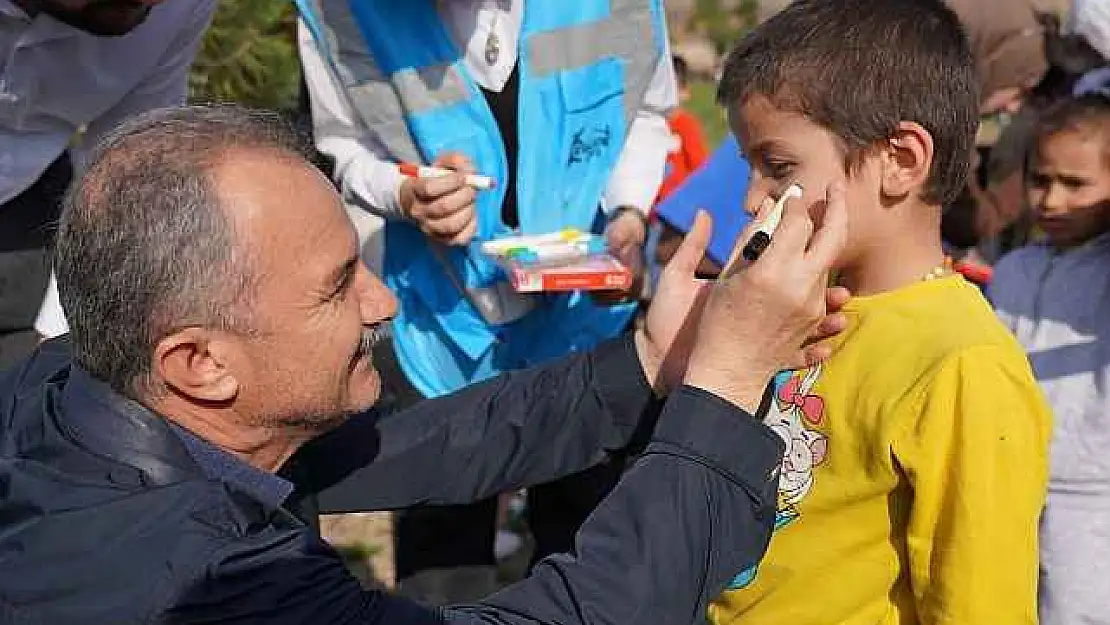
top-left (356, 264), bottom-right (397, 323)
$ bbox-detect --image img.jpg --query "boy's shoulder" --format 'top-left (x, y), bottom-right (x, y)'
top-left (849, 276), bottom-right (1021, 363)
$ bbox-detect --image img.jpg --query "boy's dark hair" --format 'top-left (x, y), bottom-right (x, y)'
top-left (673, 54), bottom-right (689, 88)
top-left (717, 0), bottom-right (979, 206)
top-left (1036, 94), bottom-right (1110, 154)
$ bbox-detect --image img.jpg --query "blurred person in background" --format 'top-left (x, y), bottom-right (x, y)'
top-left (0, 0), bottom-right (218, 368)
top-left (1072, 0), bottom-right (1110, 65)
top-left (654, 54), bottom-right (709, 206)
top-left (990, 93), bottom-right (1110, 625)
top-left (296, 0), bottom-right (676, 604)
top-left (941, 0), bottom-right (1105, 270)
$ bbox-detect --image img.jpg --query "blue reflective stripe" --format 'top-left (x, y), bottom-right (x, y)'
top-left (521, 1), bottom-right (611, 36)
top-left (293, 0), bottom-right (327, 59)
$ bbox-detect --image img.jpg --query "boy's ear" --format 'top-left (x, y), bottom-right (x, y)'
top-left (880, 121), bottom-right (934, 200)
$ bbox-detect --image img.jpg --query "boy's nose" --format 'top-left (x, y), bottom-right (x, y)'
top-left (1040, 185), bottom-right (1068, 215)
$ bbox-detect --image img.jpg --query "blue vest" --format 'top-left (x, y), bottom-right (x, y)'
top-left (298, 0), bottom-right (666, 397)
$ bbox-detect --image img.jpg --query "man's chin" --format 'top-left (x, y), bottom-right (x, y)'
top-left (347, 366), bottom-right (383, 413)
top-left (45, 5), bottom-right (152, 37)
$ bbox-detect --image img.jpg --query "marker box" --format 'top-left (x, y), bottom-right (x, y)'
top-left (503, 255), bottom-right (632, 293)
top-left (481, 230), bottom-right (631, 292)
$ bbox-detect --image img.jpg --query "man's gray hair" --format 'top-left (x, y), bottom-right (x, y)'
top-left (55, 104), bottom-right (314, 398)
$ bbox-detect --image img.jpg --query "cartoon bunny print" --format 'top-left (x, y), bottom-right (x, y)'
top-left (726, 364), bottom-right (828, 590)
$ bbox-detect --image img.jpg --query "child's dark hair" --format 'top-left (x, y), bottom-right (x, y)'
top-left (717, 0), bottom-right (979, 206)
top-left (673, 55), bottom-right (689, 88)
top-left (1036, 94), bottom-right (1110, 154)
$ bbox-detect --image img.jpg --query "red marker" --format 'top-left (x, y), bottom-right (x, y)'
top-left (398, 162), bottom-right (496, 190)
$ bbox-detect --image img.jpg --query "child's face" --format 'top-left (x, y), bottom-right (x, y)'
top-left (1027, 128), bottom-right (1110, 249)
top-left (729, 96), bottom-right (885, 268)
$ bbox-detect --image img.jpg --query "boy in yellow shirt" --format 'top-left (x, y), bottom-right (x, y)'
top-left (707, 1), bottom-right (1053, 624)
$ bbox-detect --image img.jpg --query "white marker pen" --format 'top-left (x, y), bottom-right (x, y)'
top-left (741, 182), bottom-right (804, 262)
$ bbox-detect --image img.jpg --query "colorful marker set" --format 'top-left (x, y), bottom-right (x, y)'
top-left (480, 229), bottom-right (607, 266)
top-left (395, 162), bottom-right (631, 294)
top-left (481, 229), bottom-right (632, 293)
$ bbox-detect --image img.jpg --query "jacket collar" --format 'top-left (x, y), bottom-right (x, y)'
top-left (57, 364), bottom-right (203, 487)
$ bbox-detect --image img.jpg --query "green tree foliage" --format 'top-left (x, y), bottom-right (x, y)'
top-left (188, 0), bottom-right (302, 110)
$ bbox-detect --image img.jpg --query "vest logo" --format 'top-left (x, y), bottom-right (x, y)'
top-left (568, 123), bottom-right (612, 166)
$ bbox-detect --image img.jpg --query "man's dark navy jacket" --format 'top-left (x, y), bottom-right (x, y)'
top-left (0, 336), bottom-right (783, 624)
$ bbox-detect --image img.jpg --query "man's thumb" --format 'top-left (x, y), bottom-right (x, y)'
top-left (664, 211), bottom-right (712, 276)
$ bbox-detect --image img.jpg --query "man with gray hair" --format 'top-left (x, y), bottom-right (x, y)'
top-left (0, 104), bottom-right (851, 624)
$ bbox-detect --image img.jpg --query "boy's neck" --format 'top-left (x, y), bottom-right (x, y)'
top-left (838, 206), bottom-right (947, 296)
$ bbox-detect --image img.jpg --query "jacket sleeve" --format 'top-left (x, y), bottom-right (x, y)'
top-left (444, 386), bottom-right (784, 625)
top-left (293, 335), bottom-right (660, 511)
top-left (165, 525), bottom-right (442, 625)
top-left (168, 386), bottom-right (782, 625)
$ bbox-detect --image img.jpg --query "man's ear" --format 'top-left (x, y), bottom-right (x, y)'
top-left (880, 121), bottom-right (934, 201)
top-left (153, 328), bottom-right (239, 402)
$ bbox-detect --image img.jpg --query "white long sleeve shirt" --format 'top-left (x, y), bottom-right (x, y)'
top-left (0, 0), bottom-right (219, 337)
top-left (298, 0), bottom-right (677, 221)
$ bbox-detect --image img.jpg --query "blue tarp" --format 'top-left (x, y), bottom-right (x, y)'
top-left (653, 135), bottom-right (753, 267)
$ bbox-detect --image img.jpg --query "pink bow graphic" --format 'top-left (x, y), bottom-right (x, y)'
top-left (777, 377), bottom-right (825, 426)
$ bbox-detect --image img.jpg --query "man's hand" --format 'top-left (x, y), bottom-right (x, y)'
top-left (655, 221), bottom-right (723, 278)
top-left (683, 183), bottom-right (851, 412)
top-left (634, 210), bottom-right (711, 395)
top-left (399, 152), bottom-right (479, 246)
top-left (594, 207), bottom-right (648, 303)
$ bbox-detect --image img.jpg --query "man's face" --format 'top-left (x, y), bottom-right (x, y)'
top-left (214, 150), bottom-right (397, 434)
top-left (730, 96), bottom-right (883, 269)
top-left (1027, 128), bottom-right (1110, 249)
top-left (34, 0), bottom-right (163, 36)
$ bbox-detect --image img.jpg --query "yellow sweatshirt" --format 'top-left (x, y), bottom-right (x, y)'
top-left (708, 276), bottom-right (1052, 625)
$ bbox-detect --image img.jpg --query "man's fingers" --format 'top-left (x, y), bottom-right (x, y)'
top-left (799, 341), bottom-right (835, 369)
top-left (721, 201), bottom-right (768, 276)
top-left (806, 182), bottom-right (849, 268)
top-left (761, 195), bottom-right (814, 261)
top-left (811, 312), bottom-right (848, 342)
top-left (825, 285), bottom-right (852, 312)
top-left (665, 211), bottom-right (713, 277)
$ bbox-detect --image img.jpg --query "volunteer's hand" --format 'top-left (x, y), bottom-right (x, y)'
top-left (595, 207), bottom-right (648, 304)
top-left (681, 183), bottom-right (852, 411)
top-left (399, 152), bottom-right (479, 246)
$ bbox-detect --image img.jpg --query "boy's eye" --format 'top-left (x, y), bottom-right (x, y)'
top-left (764, 159), bottom-right (795, 180)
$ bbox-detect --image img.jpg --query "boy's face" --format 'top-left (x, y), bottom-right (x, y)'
top-left (1027, 128), bottom-right (1110, 249)
top-left (729, 96), bottom-right (884, 268)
